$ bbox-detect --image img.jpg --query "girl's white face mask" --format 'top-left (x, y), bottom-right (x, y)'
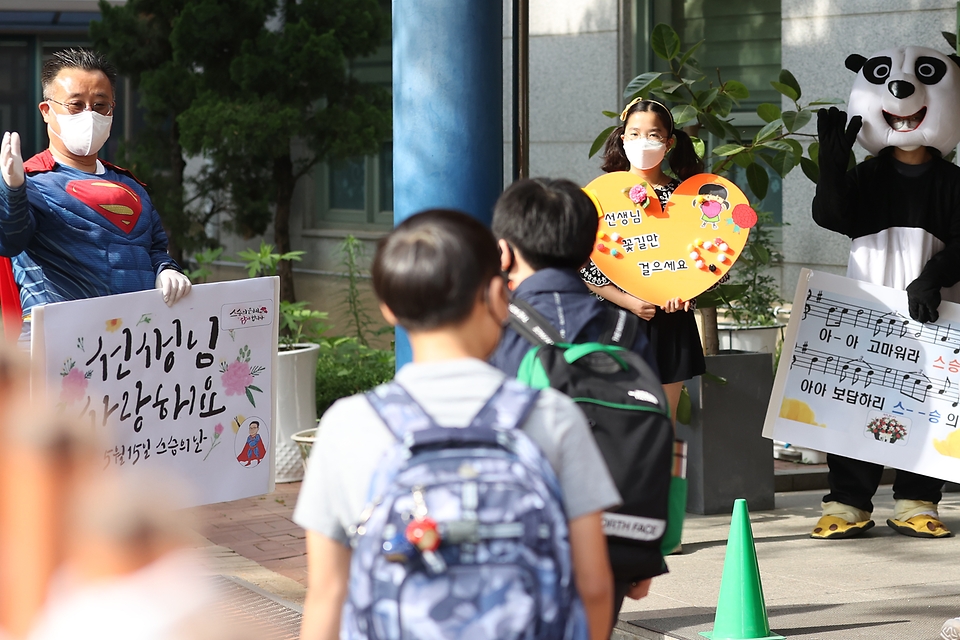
top-left (48, 106), bottom-right (113, 157)
top-left (623, 137), bottom-right (667, 171)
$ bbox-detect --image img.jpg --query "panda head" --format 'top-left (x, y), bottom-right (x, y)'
top-left (846, 46), bottom-right (960, 156)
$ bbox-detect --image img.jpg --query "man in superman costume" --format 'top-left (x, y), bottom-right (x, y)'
top-left (0, 49), bottom-right (191, 346)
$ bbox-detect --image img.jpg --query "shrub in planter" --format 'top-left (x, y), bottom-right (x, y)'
top-left (316, 337), bottom-right (395, 415)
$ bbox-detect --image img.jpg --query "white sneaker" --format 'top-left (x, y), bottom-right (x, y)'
top-left (942, 617), bottom-right (960, 640)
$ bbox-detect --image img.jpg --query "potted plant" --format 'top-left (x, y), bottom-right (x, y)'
top-left (590, 23), bottom-right (836, 513)
top-left (238, 242), bottom-right (328, 482)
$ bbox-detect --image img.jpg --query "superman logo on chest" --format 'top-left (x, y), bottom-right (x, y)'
top-left (65, 179), bottom-right (143, 233)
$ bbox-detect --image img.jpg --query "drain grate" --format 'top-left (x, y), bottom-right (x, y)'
top-left (209, 575), bottom-right (302, 639)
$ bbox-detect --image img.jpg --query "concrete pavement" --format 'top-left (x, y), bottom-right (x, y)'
top-left (616, 485), bottom-right (960, 640)
top-left (192, 474), bottom-right (960, 639)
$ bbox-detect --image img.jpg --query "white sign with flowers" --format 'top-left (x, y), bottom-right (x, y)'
top-left (764, 269), bottom-right (960, 483)
top-left (32, 277), bottom-right (279, 506)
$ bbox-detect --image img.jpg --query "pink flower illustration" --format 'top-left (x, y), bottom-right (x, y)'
top-left (221, 360), bottom-right (254, 396)
top-left (215, 423), bottom-right (225, 436)
top-left (60, 366), bottom-right (89, 404)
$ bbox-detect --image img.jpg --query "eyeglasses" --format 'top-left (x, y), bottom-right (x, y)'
top-left (47, 98), bottom-right (114, 117)
top-left (624, 131), bottom-right (666, 143)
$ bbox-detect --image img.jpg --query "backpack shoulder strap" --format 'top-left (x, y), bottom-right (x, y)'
top-left (365, 381), bottom-right (438, 440)
top-left (598, 306), bottom-right (639, 347)
top-left (507, 298), bottom-right (563, 346)
top-left (467, 379), bottom-right (541, 431)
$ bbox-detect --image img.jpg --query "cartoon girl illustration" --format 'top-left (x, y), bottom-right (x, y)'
top-left (694, 183), bottom-right (730, 230)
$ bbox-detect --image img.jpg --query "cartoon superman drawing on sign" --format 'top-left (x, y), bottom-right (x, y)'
top-left (237, 421), bottom-right (266, 467)
top-left (0, 49), bottom-right (191, 346)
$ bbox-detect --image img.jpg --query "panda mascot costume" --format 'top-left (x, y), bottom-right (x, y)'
top-left (811, 45), bottom-right (960, 540)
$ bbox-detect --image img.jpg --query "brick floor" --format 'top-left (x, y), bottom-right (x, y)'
top-left (192, 481), bottom-right (308, 586)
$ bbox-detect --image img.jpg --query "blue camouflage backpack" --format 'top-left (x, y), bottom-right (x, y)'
top-left (341, 378), bottom-right (588, 640)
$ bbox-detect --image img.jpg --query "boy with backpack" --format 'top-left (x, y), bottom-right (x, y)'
top-left (293, 209), bottom-right (620, 640)
top-left (489, 178), bottom-right (674, 619)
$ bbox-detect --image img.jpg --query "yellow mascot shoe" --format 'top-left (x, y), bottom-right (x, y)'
top-left (886, 515), bottom-right (952, 538)
top-left (810, 515), bottom-right (875, 539)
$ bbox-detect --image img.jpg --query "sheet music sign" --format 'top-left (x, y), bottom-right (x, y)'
top-left (764, 269), bottom-right (960, 483)
top-left (32, 277), bottom-right (279, 506)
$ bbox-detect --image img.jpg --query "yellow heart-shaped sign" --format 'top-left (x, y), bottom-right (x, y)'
top-left (585, 172), bottom-right (756, 306)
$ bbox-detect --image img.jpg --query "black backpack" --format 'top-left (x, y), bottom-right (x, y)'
top-left (509, 298), bottom-right (673, 582)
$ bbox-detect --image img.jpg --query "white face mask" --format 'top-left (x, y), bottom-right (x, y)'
top-left (623, 138), bottom-right (667, 170)
top-left (48, 106), bottom-right (113, 157)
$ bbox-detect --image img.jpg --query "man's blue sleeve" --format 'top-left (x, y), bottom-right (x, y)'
top-left (146, 196), bottom-right (181, 275)
top-left (0, 179), bottom-right (35, 257)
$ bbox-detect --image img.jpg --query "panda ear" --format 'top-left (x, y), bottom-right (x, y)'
top-left (845, 54), bottom-right (867, 73)
top-left (950, 54), bottom-right (960, 69)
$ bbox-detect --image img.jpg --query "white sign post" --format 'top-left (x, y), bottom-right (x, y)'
top-left (764, 269), bottom-right (960, 483)
top-left (32, 277), bottom-right (279, 506)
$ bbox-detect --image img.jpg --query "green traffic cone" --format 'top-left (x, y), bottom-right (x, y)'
top-left (700, 499), bottom-right (784, 640)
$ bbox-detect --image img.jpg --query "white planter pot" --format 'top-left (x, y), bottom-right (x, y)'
top-left (717, 323), bottom-right (786, 354)
top-left (275, 343), bottom-right (321, 483)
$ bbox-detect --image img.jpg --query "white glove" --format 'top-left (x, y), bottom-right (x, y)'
top-left (155, 269), bottom-right (192, 306)
top-left (1, 132), bottom-right (24, 189)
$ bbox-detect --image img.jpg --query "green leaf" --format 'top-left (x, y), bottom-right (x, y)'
top-left (712, 94), bottom-right (734, 117)
top-left (651, 23), bottom-right (681, 60)
top-left (659, 78), bottom-right (684, 95)
top-left (808, 141), bottom-right (820, 163)
top-left (696, 284), bottom-right (749, 308)
top-left (623, 71), bottom-right (663, 99)
top-left (746, 162), bottom-right (769, 200)
top-left (807, 98), bottom-right (844, 106)
top-left (245, 388), bottom-right (256, 407)
top-left (779, 69), bottom-right (802, 99)
top-left (691, 136), bottom-right (705, 159)
top-left (713, 143), bottom-right (745, 156)
top-left (732, 151), bottom-right (754, 169)
top-left (770, 81), bottom-right (799, 102)
top-left (719, 118), bottom-right (742, 143)
top-left (758, 139), bottom-right (794, 153)
top-left (602, 110), bottom-right (620, 119)
top-left (678, 40), bottom-right (704, 69)
top-left (750, 242), bottom-right (771, 265)
top-left (754, 119), bottom-right (782, 144)
top-left (697, 88), bottom-right (719, 108)
top-left (781, 109), bottom-right (812, 133)
top-left (943, 31), bottom-right (957, 51)
top-left (702, 371), bottom-right (729, 385)
top-left (762, 149), bottom-right (798, 178)
top-left (247, 385), bottom-right (262, 393)
top-left (671, 104), bottom-right (698, 126)
top-left (800, 156), bottom-right (820, 182)
top-left (589, 125), bottom-right (616, 158)
top-left (699, 112), bottom-right (726, 138)
top-left (676, 384), bottom-right (692, 425)
top-left (756, 103), bottom-right (782, 123)
top-left (784, 138), bottom-right (804, 162)
top-left (723, 80), bottom-right (750, 101)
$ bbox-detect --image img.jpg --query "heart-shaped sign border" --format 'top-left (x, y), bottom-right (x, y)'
top-left (585, 172), bottom-right (756, 306)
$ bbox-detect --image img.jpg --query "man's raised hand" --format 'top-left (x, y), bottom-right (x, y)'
top-left (1, 132), bottom-right (24, 189)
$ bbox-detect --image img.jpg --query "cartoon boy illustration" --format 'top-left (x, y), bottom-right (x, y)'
top-left (694, 183), bottom-right (730, 229)
top-left (237, 421), bottom-right (266, 467)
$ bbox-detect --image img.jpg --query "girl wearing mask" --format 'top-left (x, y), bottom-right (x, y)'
top-left (581, 98), bottom-right (707, 422)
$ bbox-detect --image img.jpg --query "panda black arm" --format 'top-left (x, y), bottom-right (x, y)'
top-left (812, 108), bottom-right (863, 237)
top-left (906, 168), bottom-right (960, 323)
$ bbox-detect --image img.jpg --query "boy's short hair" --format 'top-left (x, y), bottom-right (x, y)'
top-left (492, 178), bottom-right (599, 270)
top-left (372, 209), bottom-right (500, 331)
